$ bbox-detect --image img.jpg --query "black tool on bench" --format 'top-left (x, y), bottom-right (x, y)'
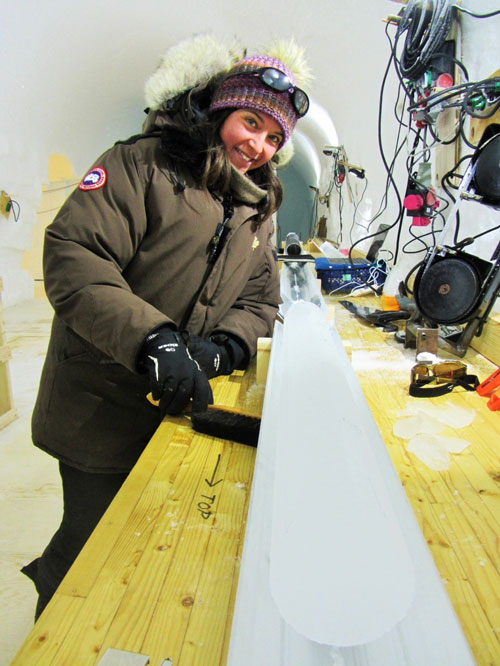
top-left (340, 300), bottom-right (411, 332)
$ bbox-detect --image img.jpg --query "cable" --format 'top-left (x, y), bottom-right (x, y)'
top-left (346, 26), bottom-right (419, 267)
top-left (396, 0), bottom-right (455, 82)
top-left (9, 198), bottom-right (20, 222)
top-left (428, 51), bottom-right (470, 80)
top-left (454, 222), bottom-right (500, 247)
top-left (349, 23), bottom-right (406, 266)
top-left (454, 5), bottom-right (500, 19)
top-left (349, 2), bottom-right (499, 274)
top-left (439, 151), bottom-right (500, 250)
top-left (347, 176), bottom-right (369, 245)
top-left (404, 258), bottom-right (426, 295)
top-left (402, 223), bottom-right (442, 254)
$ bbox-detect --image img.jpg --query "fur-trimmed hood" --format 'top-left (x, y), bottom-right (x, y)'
top-left (145, 35), bottom-right (243, 111)
top-left (143, 34), bottom-right (313, 167)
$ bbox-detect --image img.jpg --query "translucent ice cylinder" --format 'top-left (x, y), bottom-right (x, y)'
top-left (280, 261), bottom-right (326, 316)
top-left (269, 301), bottom-right (415, 646)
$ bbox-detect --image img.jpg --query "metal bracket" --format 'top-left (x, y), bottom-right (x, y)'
top-left (97, 649), bottom-right (175, 666)
top-left (97, 649), bottom-right (150, 666)
top-left (415, 327), bottom-right (439, 362)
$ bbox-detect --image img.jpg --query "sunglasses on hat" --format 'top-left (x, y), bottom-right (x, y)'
top-left (228, 67), bottom-right (310, 117)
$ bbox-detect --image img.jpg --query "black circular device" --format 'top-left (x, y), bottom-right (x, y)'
top-left (413, 256), bottom-right (482, 324)
top-left (473, 134), bottom-right (500, 204)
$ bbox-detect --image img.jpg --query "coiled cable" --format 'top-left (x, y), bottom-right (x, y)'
top-left (396, 0), bottom-right (455, 81)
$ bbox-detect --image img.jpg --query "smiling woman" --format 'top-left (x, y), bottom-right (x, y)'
top-left (219, 110), bottom-right (283, 173)
top-left (20, 33), bottom-right (313, 621)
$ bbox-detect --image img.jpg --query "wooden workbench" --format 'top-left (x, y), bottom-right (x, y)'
top-left (11, 296), bottom-right (500, 665)
top-left (330, 295), bottom-right (500, 666)
top-left (11, 367), bottom-right (260, 666)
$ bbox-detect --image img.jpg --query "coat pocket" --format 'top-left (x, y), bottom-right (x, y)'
top-left (32, 353), bottom-right (161, 472)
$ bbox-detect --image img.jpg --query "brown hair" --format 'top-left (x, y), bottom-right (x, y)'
top-left (160, 83), bottom-right (283, 222)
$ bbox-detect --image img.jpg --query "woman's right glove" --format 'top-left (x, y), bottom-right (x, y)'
top-left (139, 327), bottom-right (213, 416)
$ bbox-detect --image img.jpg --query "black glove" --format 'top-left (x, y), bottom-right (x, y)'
top-left (187, 333), bottom-right (248, 380)
top-left (140, 327), bottom-right (213, 416)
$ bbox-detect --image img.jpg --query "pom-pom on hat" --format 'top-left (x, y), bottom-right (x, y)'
top-left (209, 51), bottom-right (308, 147)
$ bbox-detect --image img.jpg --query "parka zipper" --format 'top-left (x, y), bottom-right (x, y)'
top-left (178, 194), bottom-right (234, 331)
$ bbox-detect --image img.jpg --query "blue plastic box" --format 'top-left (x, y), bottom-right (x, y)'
top-left (315, 257), bottom-right (387, 293)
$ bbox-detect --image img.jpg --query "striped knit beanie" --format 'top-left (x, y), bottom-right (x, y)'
top-left (209, 54), bottom-right (300, 146)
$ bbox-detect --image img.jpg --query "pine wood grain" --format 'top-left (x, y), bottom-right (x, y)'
top-left (11, 298), bottom-right (500, 665)
top-left (11, 371), bottom-right (257, 666)
top-left (470, 313), bottom-right (500, 367)
top-left (333, 296), bottom-right (500, 665)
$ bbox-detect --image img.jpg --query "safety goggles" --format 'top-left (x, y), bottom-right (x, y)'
top-left (229, 67), bottom-right (310, 117)
top-left (411, 361), bottom-right (467, 385)
top-left (410, 360), bottom-right (479, 397)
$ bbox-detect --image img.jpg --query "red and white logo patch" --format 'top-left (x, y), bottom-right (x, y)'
top-left (79, 167), bottom-right (107, 191)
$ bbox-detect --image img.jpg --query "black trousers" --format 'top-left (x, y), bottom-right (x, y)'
top-left (21, 461), bottom-right (128, 620)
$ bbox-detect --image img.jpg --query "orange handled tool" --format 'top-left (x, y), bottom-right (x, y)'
top-left (476, 367), bottom-right (500, 411)
top-left (476, 367), bottom-right (500, 396)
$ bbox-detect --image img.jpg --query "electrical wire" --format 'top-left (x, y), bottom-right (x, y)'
top-left (328, 2), bottom-right (499, 280)
top-left (347, 176), bottom-right (369, 245)
top-left (439, 153), bottom-right (476, 244)
top-left (373, 2), bottom-right (500, 276)
top-left (439, 152), bottom-right (500, 250)
top-left (395, 0), bottom-right (455, 82)
top-left (454, 5), bottom-right (500, 19)
top-left (403, 258), bottom-right (426, 295)
top-left (428, 52), bottom-right (469, 80)
top-left (9, 198), bottom-right (20, 222)
top-left (347, 22), bottom-right (407, 266)
top-left (401, 219), bottom-right (443, 254)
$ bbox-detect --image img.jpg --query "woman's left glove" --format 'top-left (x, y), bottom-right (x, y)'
top-left (139, 327), bottom-right (213, 416)
top-left (187, 333), bottom-right (247, 380)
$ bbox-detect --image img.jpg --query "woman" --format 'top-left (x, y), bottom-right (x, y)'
top-left (22, 35), bottom-right (311, 619)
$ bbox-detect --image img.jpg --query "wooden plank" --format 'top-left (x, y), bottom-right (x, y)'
top-left (10, 595), bottom-right (86, 665)
top-left (470, 313), bottom-right (500, 367)
top-left (58, 419), bottom-right (189, 597)
top-left (52, 426), bottom-right (198, 665)
top-left (146, 442), bottom-right (255, 666)
top-left (256, 337), bottom-right (272, 386)
top-left (11, 368), bottom-right (258, 666)
top-left (10, 421), bottom-right (192, 665)
top-left (93, 435), bottom-right (229, 660)
top-left (11, 299), bottom-right (500, 665)
top-left (421, 500), bottom-right (500, 665)
top-left (330, 294), bottom-right (500, 665)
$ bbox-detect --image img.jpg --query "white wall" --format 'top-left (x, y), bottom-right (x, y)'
top-left (323, 1), bottom-right (500, 269)
top-left (0, 0), bottom-right (398, 306)
top-left (1, 1), bottom-right (498, 308)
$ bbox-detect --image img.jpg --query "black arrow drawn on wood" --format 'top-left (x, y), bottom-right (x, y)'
top-left (205, 453), bottom-right (223, 487)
